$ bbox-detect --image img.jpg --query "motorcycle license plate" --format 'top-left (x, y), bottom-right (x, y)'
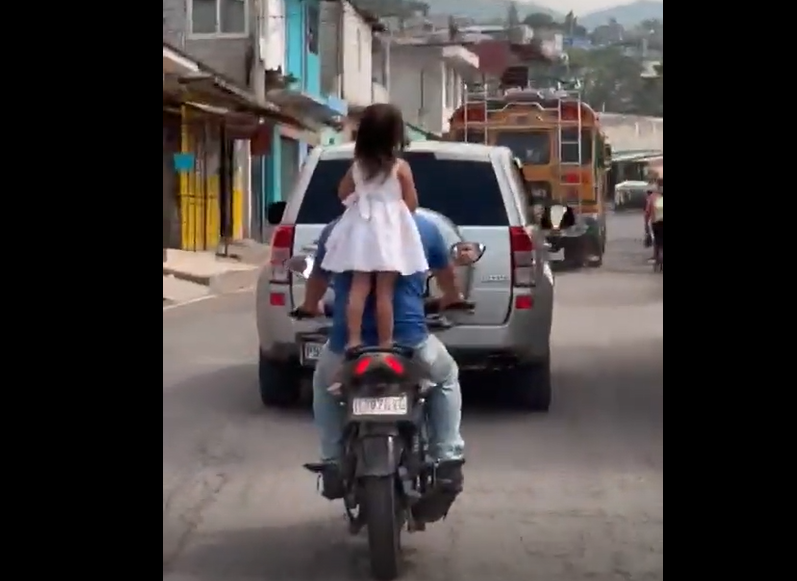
top-left (352, 395), bottom-right (409, 416)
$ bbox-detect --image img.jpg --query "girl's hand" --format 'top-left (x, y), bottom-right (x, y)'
top-left (342, 192), bottom-right (359, 208)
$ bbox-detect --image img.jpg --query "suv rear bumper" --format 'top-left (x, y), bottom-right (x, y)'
top-left (258, 294), bottom-right (551, 368)
top-left (262, 342), bottom-right (544, 372)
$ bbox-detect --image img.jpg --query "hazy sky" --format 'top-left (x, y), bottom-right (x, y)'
top-left (525, 0), bottom-right (662, 16)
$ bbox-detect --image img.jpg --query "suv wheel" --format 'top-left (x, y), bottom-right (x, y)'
top-left (511, 356), bottom-right (552, 412)
top-left (258, 352), bottom-right (301, 407)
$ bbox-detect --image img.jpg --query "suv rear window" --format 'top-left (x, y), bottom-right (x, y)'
top-left (295, 152), bottom-right (509, 226)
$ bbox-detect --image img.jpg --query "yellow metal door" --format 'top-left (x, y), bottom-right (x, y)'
top-left (179, 112), bottom-right (221, 251)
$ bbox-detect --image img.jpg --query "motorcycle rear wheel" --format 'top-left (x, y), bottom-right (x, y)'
top-left (364, 476), bottom-right (401, 580)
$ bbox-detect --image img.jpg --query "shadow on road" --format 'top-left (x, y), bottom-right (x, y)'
top-left (164, 363), bottom-right (263, 419)
top-left (164, 335), bottom-right (662, 427)
top-left (164, 518), bottom-right (427, 581)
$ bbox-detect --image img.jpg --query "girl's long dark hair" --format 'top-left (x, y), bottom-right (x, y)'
top-left (354, 103), bottom-right (406, 181)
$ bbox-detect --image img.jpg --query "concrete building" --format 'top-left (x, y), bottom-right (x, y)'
top-left (600, 114), bottom-right (663, 152)
top-left (384, 41), bottom-right (480, 136)
top-left (314, 1), bottom-right (434, 146)
top-left (317, 0), bottom-right (387, 145)
top-left (163, 41), bottom-right (281, 253)
top-left (319, 0), bottom-right (387, 110)
top-left (163, 0), bottom-right (349, 245)
top-left (249, 0), bottom-right (349, 240)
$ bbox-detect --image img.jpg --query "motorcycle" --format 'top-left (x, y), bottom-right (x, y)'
top-left (285, 241), bottom-right (485, 581)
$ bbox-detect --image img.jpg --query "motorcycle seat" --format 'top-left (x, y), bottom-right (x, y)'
top-left (345, 344), bottom-right (416, 361)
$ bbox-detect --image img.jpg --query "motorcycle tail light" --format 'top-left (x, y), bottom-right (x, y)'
top-left (383, 356), bottom-right (404, 375)
top-left (354, 357), bottom-right (372, 376)
top-left (353, 355), bottom-right (405, 377)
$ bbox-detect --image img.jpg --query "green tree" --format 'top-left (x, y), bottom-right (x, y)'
top-left (562, 10), bottom-right (587, 37)
top-left (640, 18), bottom-right (663, 34)
top-left (523, 12), bottom-right (555, 29)
top-left (507, 1), bottom-right (520, 27)
top-left (563, 11), bottom-right (575, 33)
top-left (357, 0), bottom-right (428, 18)
top-left (447, 15), bottom-right (459, 41)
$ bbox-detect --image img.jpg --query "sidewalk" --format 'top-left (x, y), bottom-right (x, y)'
top-left (163, 274), bottom-right (209, 304)
top-left (162, 246), bottom-right (267, 301)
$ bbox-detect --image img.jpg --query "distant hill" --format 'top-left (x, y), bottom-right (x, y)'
top-left (426, 0), bottom-right (563, 23)
top-left (578, 1), bottom-right (663, 29)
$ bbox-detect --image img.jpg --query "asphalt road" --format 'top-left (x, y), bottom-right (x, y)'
top-left (163, 211), bottom-right (663, 581)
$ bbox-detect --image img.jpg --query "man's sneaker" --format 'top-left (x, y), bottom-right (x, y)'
top-left (412, 459), bottom-right (464, 523)
top-left (435, 459), bottom-right (464, 493)
top-left (304, 462), bottom-right (346, 500)
top-left (320, 464), bottom-right (345, 500)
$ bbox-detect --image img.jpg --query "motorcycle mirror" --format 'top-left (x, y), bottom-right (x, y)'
top-left (450, 242), bottom-right (486, 266)
top-left (285, 254), bottom-right (315, 279)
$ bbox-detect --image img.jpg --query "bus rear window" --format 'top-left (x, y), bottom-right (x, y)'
top-left (495, 131), bottom-right (551, 165)
top-left (452, 130), bottom-right (487, 143)
top-left (561, 129), bottom-right (593, 164)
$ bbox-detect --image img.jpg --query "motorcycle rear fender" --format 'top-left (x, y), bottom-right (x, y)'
top-left (355, 434), bottom-right (403, 478)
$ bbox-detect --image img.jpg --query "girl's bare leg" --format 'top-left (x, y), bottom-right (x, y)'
top-left (346, 271), bottom-right (372, 349)
top-left (375, 271), bottom-right (398, 347)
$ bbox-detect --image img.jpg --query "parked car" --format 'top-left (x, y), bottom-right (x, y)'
top-left (255, 141), bottom-right (556, 410)
top-left (614, 180), bottom-right (650, 211)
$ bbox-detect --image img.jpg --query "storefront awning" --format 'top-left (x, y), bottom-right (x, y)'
top-left (163, 45), bottom-right (199, 75)
top-left (163, 42), bottom-right (307, 129)
top-left (266, 89), bottom-right (348, 128)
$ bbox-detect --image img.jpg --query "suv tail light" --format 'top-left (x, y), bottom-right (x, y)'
top-left (509, 226), bottom-right (535, 288)
top-left (269, 225), bottom-right (295, 283)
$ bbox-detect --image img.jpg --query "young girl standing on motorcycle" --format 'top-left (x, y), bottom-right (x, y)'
top-left (321, 103), bottom-right (429, 351)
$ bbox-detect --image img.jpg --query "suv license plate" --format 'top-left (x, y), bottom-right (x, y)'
top-left (549, 249), bottom-right (564, 261)
top-left (301, 342), bottom-right (323, 364)
top-left (352, 396), bottom-right (408, 416)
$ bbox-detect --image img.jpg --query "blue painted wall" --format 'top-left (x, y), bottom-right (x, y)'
top-left (257, 0), bottom-right (323, 232)
top-left (285, 0), bottom-right (321, 97)
top-left (268, 126), bottom-right (282, 204)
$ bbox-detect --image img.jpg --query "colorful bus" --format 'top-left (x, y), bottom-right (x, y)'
top-left (446, 88), bottom-right (612, 266)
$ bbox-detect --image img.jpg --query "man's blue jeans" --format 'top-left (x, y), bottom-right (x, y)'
top-left (312, 335), bottom-right (465, 462)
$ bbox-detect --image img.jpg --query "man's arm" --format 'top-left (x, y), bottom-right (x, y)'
top-left (423, 219), bottom-right (463, 305)
top-left (298, 222), bottom-right (335, 314)
top-left (337, 165), bottom-right (355, 203)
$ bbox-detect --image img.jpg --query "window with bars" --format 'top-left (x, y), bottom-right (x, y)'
top-left (190, 0), bottom-right (248, 35)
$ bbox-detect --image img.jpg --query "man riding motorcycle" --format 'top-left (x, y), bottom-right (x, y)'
top-left (295, 212), bottom-right (468, 522)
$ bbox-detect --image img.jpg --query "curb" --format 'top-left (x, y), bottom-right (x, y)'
top-left (162, 266), bottom-right (259, 295)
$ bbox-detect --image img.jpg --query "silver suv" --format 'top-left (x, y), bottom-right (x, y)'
top-left (255, 141), bottom-right (556, 410)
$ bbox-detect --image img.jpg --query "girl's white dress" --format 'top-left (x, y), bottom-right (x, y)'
top-left (321, 161), bottom-right (429, 275)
